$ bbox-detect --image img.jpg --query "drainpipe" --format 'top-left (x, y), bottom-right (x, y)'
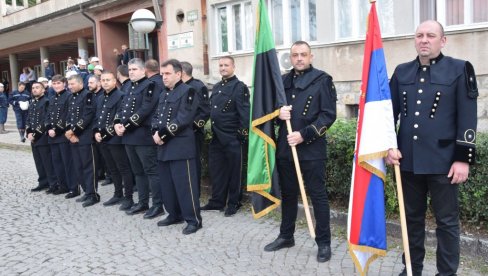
top-left (80, 5), bottom-right (97, 56)
top-left (201, 0), bottom-right (209, 75)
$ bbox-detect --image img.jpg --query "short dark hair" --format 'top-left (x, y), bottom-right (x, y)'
top-left (51, 74), bottom-right (66, 83)
top-left (68, 74), bottom-right (83, 84)
top-left (291, 40), bottom-right (311, 51)
top-left (101, 71), bottom-right (116, 79)
top-left (89, 74), bottom-right (100, 82)
top-left (145, 59), bottom-right (160, 73)
top-left (219, 56), bottom-right (235, 64)
top-left (31, 81), bottom-right (44, 89)
top-left (117, 65), bottom-right (129, 77)
top-left (18, 82), bottom-right (26, 86)
top-left (180, 61), bottom-right (193, 76)
top-left (161, 59), bottom-right (182, 73)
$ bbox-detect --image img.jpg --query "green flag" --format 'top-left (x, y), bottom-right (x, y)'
top-left (247, 0), bottom-right (286, 219)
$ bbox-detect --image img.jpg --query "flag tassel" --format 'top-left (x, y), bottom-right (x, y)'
top-left (286, 119), bottom-right (315, 238)
top-left (395, 164), bottom-right (413, 276)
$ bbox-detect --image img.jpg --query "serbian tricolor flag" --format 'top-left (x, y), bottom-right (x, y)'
top-left (347, 2), bottom-right (397, 275)
top-left (246, 0), bottom-right (286, 218)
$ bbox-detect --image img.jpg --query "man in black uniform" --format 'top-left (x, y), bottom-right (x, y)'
top-left (386, 20), bottom-right (478, 276)
top-left (201, 56), bottom-right (250, 217)
top-left (117, 65), bottom-right (131, 93)
top-left (181, 61), bottom-right (210, 194)
top-left (152, 59), bottom-right (202, 234)
top-left (65, 74), bottom-right (98, 207)
top-left (264, 41), bottom-right (337, 263)
top-left (94, 71), bottom-right (134, 210)
top-left (27, 82), bottom-right (57, 193)
top-left (46, 74), bottom-right (76, 197)
top-left (114, 58), bottom-right (164, 219)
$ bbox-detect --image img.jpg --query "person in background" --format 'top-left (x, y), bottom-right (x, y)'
top-left (9, 82), bottom-right (31, 142)
top-left (0, 83), bottom-right (8, 134)
top-left (43, 59), bottom-right (55, 80)
top-left (116, 65), bottom-right (131, 93)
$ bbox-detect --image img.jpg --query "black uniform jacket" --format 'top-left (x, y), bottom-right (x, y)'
top-left (114, 77), bottom-right (161, 146)
top-left (93, 88), bottom-right (124, 144)
top-left (276, 66), bottom-right (337, 161)
top-left (46, 89), bottom-right (71, 144)
top-left (26, 94), bottom-right (49, 146)
top-left (186, 77), bottom-right (210, 133)
top-left (390, 53), bottom-right (478, 174)
top-left (152, 81), bottom-right (199, 161)
top-left (209, 75), bottom-right (250, 146)
top-left (66, 89), bottom-right (96, 145)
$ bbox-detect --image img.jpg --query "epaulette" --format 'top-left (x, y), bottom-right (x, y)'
top-left (465, 61), bottom-right (478, 99)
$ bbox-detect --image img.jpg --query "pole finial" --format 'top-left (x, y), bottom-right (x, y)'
top-left (370, 0), bottom-right (377, 3)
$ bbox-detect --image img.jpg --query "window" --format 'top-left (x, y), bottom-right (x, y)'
top-left (267, 0), bottom-right (317, 47)
top-left (215, 1), bottom-right (253, 53)
top-left (335, 0), bottom-right (394, 40)
top-left (417, 0), bottom-right (488, 26)
top-left (346, 104), bottom-right (359, 119)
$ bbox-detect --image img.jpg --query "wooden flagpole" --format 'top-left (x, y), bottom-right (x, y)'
top-left (286, 120), bottom-right (315, 238)
top-left (395, 164), bottom-right (412, 276)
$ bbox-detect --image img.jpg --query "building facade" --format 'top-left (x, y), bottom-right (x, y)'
top-left (1, 0), bottom-right (487, 130)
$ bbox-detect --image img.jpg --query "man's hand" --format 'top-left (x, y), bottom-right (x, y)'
top-left (65, 129), bottom-right (74, 140)
top-left (95, 133), bottom-right (102, 143)
top-left (69, 135), bottom-right (79, 144)
top-left (152, 131), bottom-right (164, 145)
top-left (287, 131), bottom-right (304, 147)
top-left (279, 105), bottom-right (292, 120)
top-left (114, 123), bottom-right (125, 136)
top-left (385, 148), bottom-right (402, 166)
top-left (48, 129), bottom-right (56, 137)
top-left (27, 133), bottom-right (34, 142)
top-left (448, 161), bottom-right (470, 184)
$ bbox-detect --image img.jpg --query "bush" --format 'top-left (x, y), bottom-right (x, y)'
top-left (325, 119), bottom-right (488, 223)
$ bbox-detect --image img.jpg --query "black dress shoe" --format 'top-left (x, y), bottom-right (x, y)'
top-left (65, 191), bottom-right (80, 199)
top-left (182, 223), bottom-right (202, 235)
top-left (45, 187), bottom-right (57, 194)
top-left (264, 237), bottom-right (295, 252)
top-left (31, 185), bottom-right (48, 192)
top-left (157, 217), bottom-right (184, 227)
top-left (317, 245), bottom-right (331, 263)
top-left (201, 203), bottom-right (224, 211)
top-left (119, 198), bottom-right (134, 211)
top-left (224, 206), bottom-right (239, 217)
top-left (125, 203), bottom-right (149, 215)
top-left (82, 196), bottom-right (100, 207)
top-left (101, 178), bottom-right (113, 186)
top-left (143, 206), bottom-right (165, 219)
top-left (53, 188), bottom-right (69, 195)
top-left (76, 194), bottom-right (89, 202)
top-left (103, 196), bottom-right (123, 206)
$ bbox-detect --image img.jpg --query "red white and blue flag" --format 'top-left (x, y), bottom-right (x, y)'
top-left (347, 3), bottom-right (397, 275)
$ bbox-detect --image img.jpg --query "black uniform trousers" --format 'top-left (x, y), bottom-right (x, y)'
top-left (125, 145), bottom-right (162, 207)
top-left (50, 142), bottom-right (76, 192)
top-left (99, 144), bottom-right (134, 199)
top-left (208, 139), bottom-right (243, 209)
top-left (401, 171), bottom-right (460, 276)
top-left (158, 159), bottom-right (201, 226)
top-left (277, 159), bottom-right (331, 247)
top-left (194, 130), bottom-right (204, 196)
top-left (93, 143), bottom-right (107, 180)
top-left (31, 144), bottom-right (57, 189)
top-left (71, 143), bottom-right (98, 198)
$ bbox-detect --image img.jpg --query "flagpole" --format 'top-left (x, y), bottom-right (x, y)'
top-left (394, 164), bottom-right (412, 276)
top-left (286, 119), bottom-right (315, 238)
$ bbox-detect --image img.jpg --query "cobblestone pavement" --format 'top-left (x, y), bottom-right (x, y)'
top-left (0, 148), bottom-right (483, 276)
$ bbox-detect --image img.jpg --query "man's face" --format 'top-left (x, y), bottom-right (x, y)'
top-left (44, 62), bottom-right (49, 67)
top-left (0, 86), bottom-right (4, 93)
top-left (128, 64), bottom-right (146, 81)
top-left (101, 74), bottom-right (117, 91)
top-left (161, 65), bottom-right (181, 90)
top-left (41, 81), bottom-right (49, 88)
top-left (218, 58), bottom-right (235, 79)
top-left (52, 80), bottom-right (65, 93)
top-left (68, 79), bottom-right (83, 93)
top-left (415, 21), bottom-right (446, 60)
top-left (31, 83), bottom-right (44, 97)
top-left (88, 78), bottom-right (98, 91)
top-left (290, 44), bottom-right (313, 72)
top-left (18, 85), bottom-right (25, 92)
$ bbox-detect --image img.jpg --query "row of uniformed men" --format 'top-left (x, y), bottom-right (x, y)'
top-left (26, 57), bottom-right (250, 235)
